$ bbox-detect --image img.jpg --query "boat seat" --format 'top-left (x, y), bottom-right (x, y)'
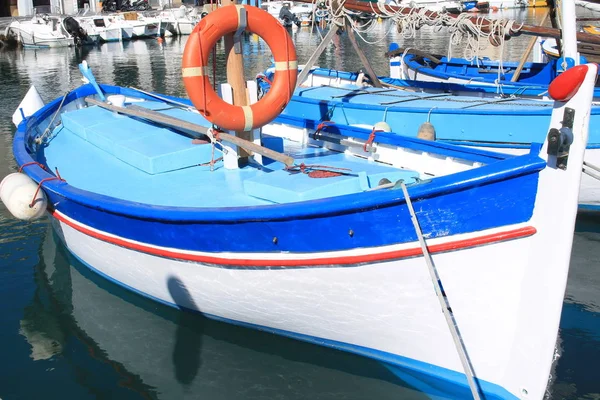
top-left (243, 155), bottom-right (420, 204)
top-left (60, 105), bottom-right (214, 174)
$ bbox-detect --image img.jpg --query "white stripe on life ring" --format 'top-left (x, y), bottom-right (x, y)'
top-left (274, 60), bottom-right (299, 71)
top-left (242, 105), bottom-right (253, 132)
top-left (182, 66), bottom-right (209, 77)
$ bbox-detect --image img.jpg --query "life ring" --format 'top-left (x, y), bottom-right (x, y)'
top-left (182, 5), bottom-right (298, 132)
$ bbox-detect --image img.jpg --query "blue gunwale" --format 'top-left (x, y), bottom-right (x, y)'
top-left (13, 84), bottom-right (546, 224)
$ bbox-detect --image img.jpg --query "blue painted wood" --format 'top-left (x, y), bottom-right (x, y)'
top-left (14, 83), bottom-right (543, 254)
top-left (61, 104), bottom-right (215, 174)
top-left (258, 69), bottom-right (600, 146)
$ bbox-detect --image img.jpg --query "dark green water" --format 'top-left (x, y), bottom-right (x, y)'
top-left (1, 8), bottom-right (599, 399)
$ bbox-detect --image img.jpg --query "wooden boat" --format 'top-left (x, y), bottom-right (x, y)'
top-left (1, 5), bottom-right (595, 399)
top-left (258, 64), bottom-right (600, 210)
top-left (2, 61), bottom-right (596, 400)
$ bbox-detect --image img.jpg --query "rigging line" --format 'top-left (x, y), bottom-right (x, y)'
top-left (399, 181), bottom-right (482, 400)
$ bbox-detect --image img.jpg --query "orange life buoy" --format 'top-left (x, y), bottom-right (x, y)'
top-left (182, 5), bottom-right (298, 132)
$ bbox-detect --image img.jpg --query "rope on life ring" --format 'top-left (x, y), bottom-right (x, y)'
top-left (182, 5), bottom-right (298, 132)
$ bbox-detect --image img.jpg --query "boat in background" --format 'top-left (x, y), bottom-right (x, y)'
top-left (77, 15), bottom-right (126, 42)
top-left (398, 0), bottom-right (463, 13)
top-left (152, 6), bottom-right (202, 36)
top-left (259, 64), bottom-right (600, 209)
top-left (4, 15), bottom-right (77, 48)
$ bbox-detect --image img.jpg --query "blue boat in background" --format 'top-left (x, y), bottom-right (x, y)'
top-left (259, 64), bottom-right (600, 209)
top-left (388, 42), bottom-right (599, 99)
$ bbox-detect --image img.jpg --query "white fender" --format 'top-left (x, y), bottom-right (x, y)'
top-left (12, 86), bottom-right (45, 127)
top-left (0, 173), bottom-right (47, 221)
top-left (373, 121), bottom-right (392, 132)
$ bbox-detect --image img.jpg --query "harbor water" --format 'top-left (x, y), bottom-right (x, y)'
top-left (1, 8), bottom-right (599, 399)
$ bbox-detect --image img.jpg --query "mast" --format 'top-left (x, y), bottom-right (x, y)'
top-left (561, 0), bottom-right (579, 66)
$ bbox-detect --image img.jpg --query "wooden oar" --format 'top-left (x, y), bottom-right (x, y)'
top-left (511, 10), bottom-right (550, 83)
top-left (85, 97), bottom-right (295, 167)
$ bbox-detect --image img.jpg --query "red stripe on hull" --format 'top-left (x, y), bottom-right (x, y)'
top-left (51, 211), bottom-right (537, 267)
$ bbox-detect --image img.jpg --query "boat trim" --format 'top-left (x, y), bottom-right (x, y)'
top-left (52, 209), bottom-right (536, 267)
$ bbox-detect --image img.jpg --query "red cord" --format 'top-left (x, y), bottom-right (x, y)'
top-left (18, 161), bottom-right (46, 173)
top-left (315, 120), bottom-right (334, 133)
top-left (364, 129), bottom-right (382, 152)
top-left (29, 167), bottom-right (64, 208)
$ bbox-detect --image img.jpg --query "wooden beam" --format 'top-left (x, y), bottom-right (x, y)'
top-left (222, 0), bottom-right (252, 159)
top-left (85, 97), bottom-right (295, 167)
top-left (346, 20), bottom-right (383, 88)
top-left (511, 10), bottom-right (550, 82)
top-left (296, 24), bottom-right (339, 88)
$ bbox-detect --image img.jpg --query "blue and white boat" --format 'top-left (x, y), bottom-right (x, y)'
top-left (392, 44), bottom-right (600, 98)
top-left (259, 63), bottom-right (600, 210)
top-left (0, 60), bottom-right (595, 400)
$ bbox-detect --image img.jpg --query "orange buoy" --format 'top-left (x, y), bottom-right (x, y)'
top-left (157, 37), bottom-right (163, 43)
top-left (182, 5), bottom-right (298, 132)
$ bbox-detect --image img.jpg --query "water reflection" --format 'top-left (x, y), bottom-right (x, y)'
top-left (23, 229), bottom-right (428, 399)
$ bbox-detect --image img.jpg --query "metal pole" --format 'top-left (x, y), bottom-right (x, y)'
top-left (400, 181), bottom-right (482, 400)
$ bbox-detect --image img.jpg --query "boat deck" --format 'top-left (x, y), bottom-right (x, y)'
top-left (41, 101), bottom-right (420, 208)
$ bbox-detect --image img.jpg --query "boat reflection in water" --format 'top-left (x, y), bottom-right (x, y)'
top-left (20, 226), bottom-right (429, 399)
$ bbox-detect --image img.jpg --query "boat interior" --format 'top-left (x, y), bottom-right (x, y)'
top-left (29, 90), bottom-right (521, 209)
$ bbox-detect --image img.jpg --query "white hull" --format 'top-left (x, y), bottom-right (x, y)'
top-left (99, 27), bottom-right (122, 42)
top-left (51, 211), bottom-right (563, 400)
top-left (8, 26), bottom-right (74, 48)
top-left (575, 0), bottom-right (600, 11)
top-left (120, 26), bottom-right (134, 40)
top-left (485, 0), bottom-right (528, 8)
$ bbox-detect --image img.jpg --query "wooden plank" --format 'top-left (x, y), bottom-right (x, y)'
top-left (85, 98), bottom-right (295, 167)
top-left (511, 10), bottom-right (549, 82)
top-left (296, 25), bottom-right (339, 88)
top-left (222, 0), bottom-right (251, 159)
top-left (346, 24), bottom-right (382, 88)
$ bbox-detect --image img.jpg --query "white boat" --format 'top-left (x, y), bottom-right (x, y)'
top-left (485, 0), bottom-right (528, 8)
top-left (2, 6), bottom-right (595, 399)
top-left (77, 16), bottom-right (124, 42)
top-left (155, 6), bottom-right (200, 36)
top-left (115, 15), bottom-right (160, 38)
top-left (5, 15), bottom-right (74, 48)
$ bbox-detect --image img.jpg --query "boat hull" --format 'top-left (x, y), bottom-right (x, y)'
top-left (10, 27), bottom-right (74, 48)
top-left (51, 211), bottom-right (540, 400)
